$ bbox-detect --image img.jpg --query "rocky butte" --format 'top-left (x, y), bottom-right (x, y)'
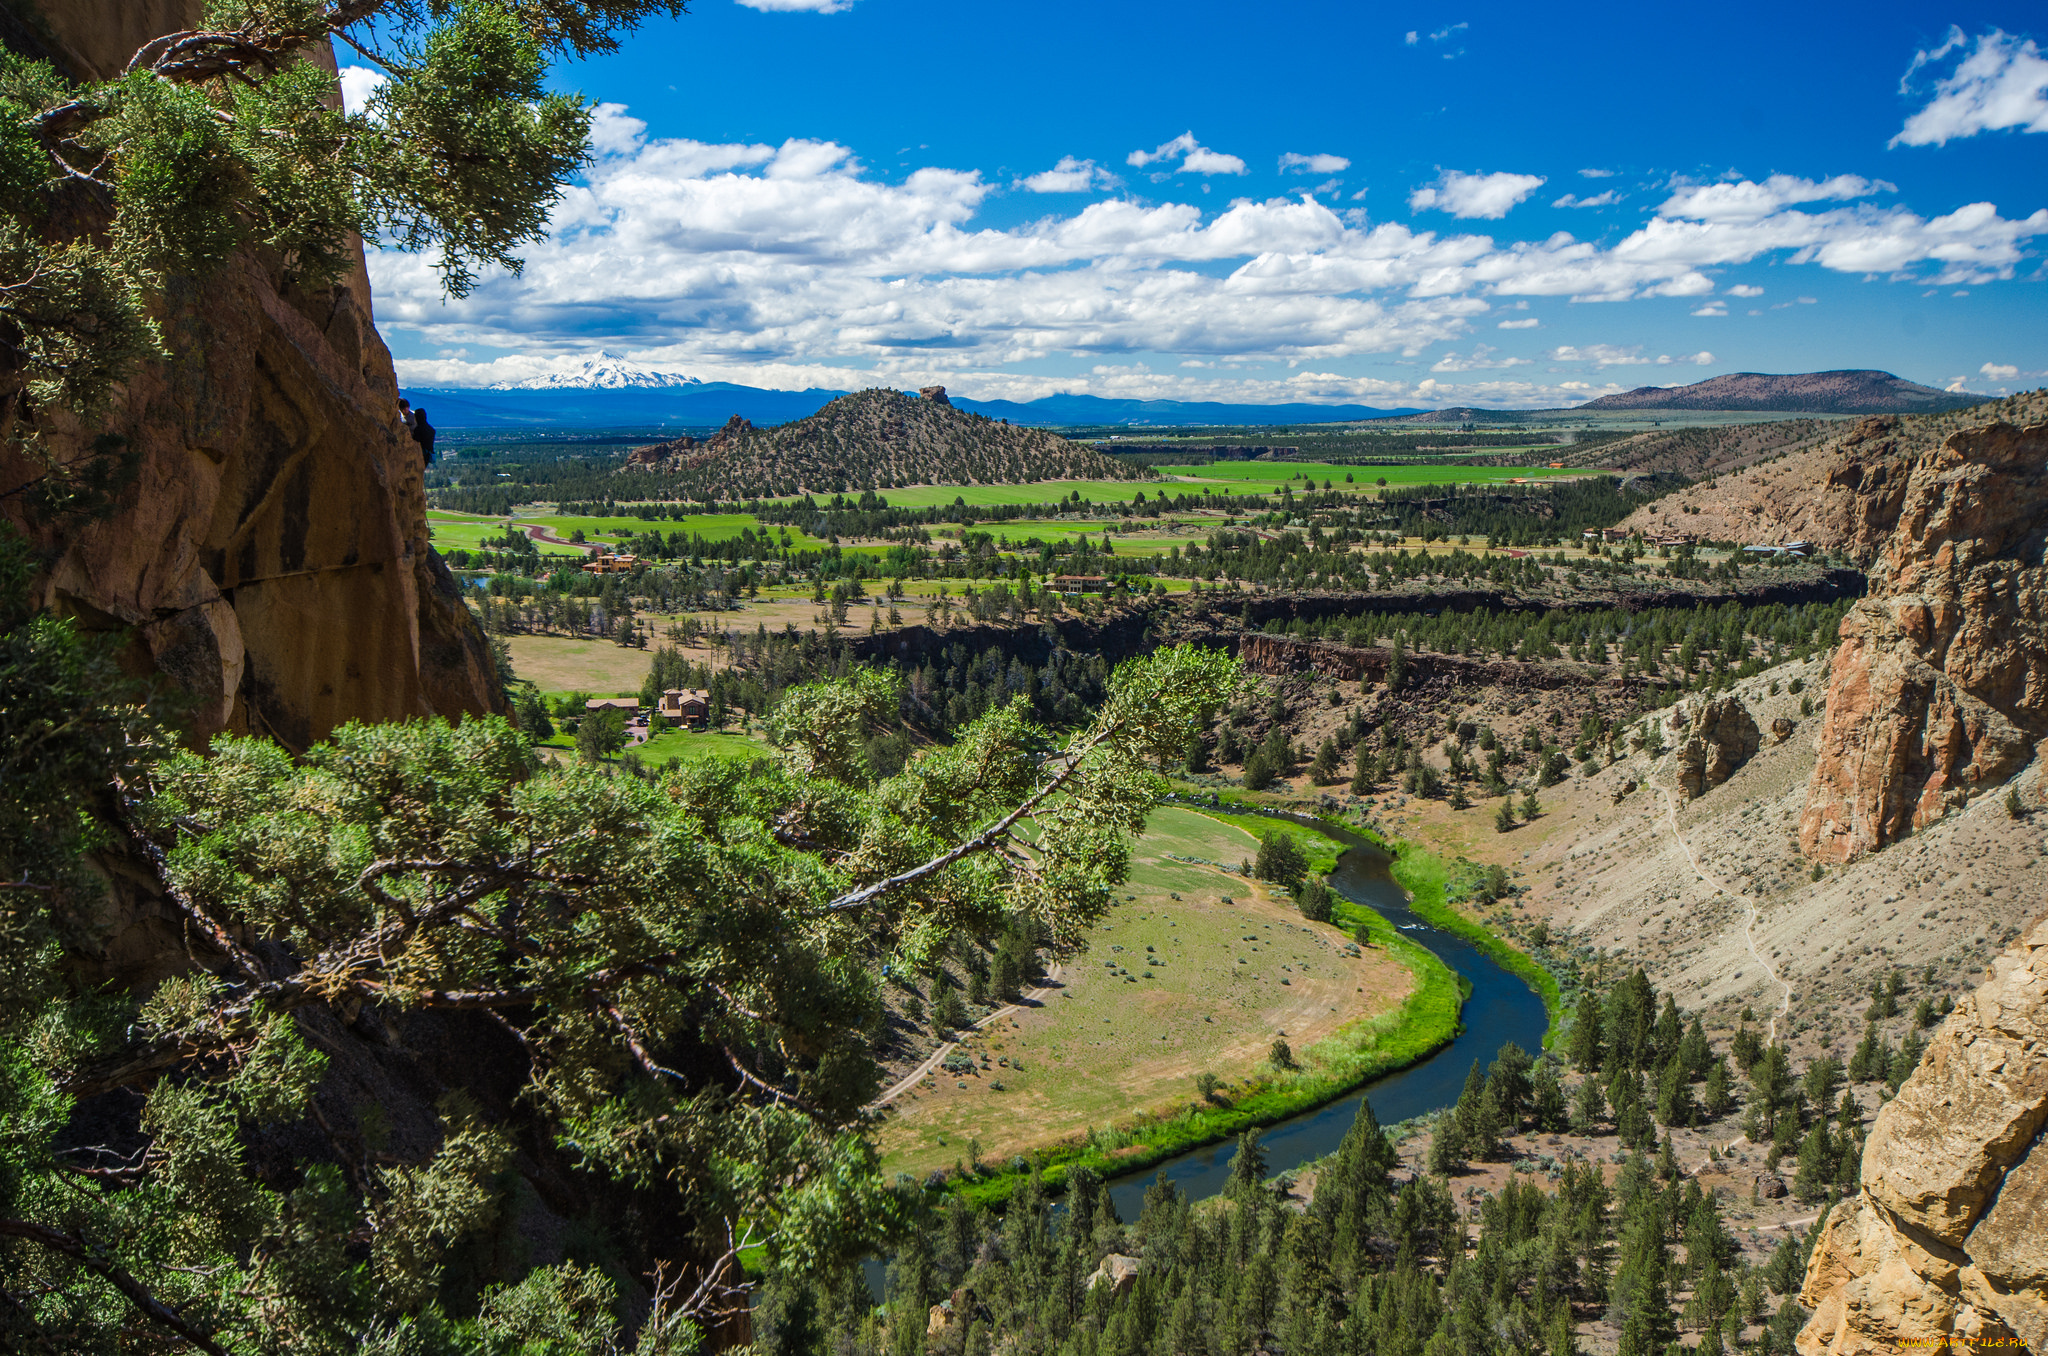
top-left (1799, 417), bottom-right (2048, 862)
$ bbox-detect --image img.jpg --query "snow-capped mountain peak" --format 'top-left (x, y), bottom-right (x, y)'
top-left (488, 352), bottom-right (700, 391)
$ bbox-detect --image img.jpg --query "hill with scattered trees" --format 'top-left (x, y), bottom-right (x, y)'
top-left (1575, 370), bottom-right (1978, 415)
top-left (620, 388), bottom-right (1152, 500)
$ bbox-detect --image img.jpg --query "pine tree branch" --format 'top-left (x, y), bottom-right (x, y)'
top-left (0, 1220), bottom-right (229, 1356)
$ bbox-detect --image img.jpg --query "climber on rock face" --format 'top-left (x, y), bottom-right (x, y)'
top-left (411, 406), bottom-right (436, 466)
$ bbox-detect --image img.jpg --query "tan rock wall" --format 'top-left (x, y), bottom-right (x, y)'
top-left (1799, 420), bottom-right (2048, 862)
top-left (0, 2), bottom-right (503, 751)
top-left (1799, 916), bottom-right (2048, 1354)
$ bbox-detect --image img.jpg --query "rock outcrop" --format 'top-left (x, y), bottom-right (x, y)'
top-left (1797, 915), bottom-right (2048, 1355)
top-left (1800, 418), bottom-right (2048, 862)
top-left (919, 385), bottom-right (952, 407)
top-left (0, 1), bottom-right (503, 751)
top-left (1669, 694), bottom-right (1762, 798)
top-left (1087, 1254), bottom-right (1141, 1296)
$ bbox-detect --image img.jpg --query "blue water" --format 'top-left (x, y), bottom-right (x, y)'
top-left (1100, 812), bottom-right (1548, 1220)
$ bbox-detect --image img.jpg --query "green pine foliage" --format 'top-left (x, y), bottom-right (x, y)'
top-left (0, 511), bottom-right (1238, 1353)
top-left (0, 0), bottom-right (662, 493)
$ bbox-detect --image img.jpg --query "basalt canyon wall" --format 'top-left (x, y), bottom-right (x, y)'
top-left (1799, 418), bottom-right (2048, 863)
top-left (0, 1), bottom-right (503, 753)
top-left (1797, 915), bottom-right (2048, 1355)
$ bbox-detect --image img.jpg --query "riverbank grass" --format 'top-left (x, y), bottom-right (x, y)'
top-left (871, 805), bottom-right (1463, 1208)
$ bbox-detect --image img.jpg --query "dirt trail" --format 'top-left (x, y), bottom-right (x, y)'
top-left (1650, 762), bottom-right (1793, 1045)
top-left (524, 523), bottom-right (598, 552)
top-left (1649, 760), bottom-right (1796, 1171)
top-left (869, 965), bottom-right (1063, 1109)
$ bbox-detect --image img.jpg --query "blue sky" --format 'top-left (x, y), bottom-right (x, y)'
top-left (362, 0), bottom-right (2048, 407)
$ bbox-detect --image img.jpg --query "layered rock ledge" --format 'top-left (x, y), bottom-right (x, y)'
top-left (1798, 915), bottom-right (2048, 1354)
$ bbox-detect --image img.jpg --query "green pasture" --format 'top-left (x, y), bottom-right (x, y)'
top-left (877, 805), bottom-right (1427, 1185)
top-left (1156, 461), bottom-right (1591, 488)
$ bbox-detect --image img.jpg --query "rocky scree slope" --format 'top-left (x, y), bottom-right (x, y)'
top-left (1800, 413), bottom-right (2048, 863)
top-left (1797, 914), bottom-right (2048, 1355)
top-left (622, 387), bottom-right (1151, 498)
top-left (0, 0), bottom-right (503, 754)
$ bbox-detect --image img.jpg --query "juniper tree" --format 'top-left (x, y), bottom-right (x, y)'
top-left (0, 495), bottom-right (1240, 1356)
top-left (0, 0), bottom-right (682, 500)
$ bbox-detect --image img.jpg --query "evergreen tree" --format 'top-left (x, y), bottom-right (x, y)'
top-left (1532, 1061), bottom-right (1569, 1132)
top-left (1570, 1075), bottom-right (1608, 1135)
top-left (1568, 992), bottom-right (1605, 1072)
top-left (1226, 1130), bottom-right (1272, 1205)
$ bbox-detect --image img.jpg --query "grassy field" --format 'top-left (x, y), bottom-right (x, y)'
top-left (635, 728), bottom-right (768, 764)
top-left (1155, 461), bottom-right (1590, 488)
top-left (427, 510), bottom-right (833, 552)
top-left (504, 635), bottom-right (653, 695)
top-left (763, 479), bottom-right (1159, 510)
top-left (875, 806), bottom-right (1432, 1189)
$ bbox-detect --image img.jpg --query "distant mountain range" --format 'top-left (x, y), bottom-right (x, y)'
top-left (488, 352), bottom-right (701, 391)
top-left (405, 357), bottom-right (1419, 429)
top-left (404, 358), bottom-right (1986, 431)
top-left (1573, 370), bottom-right (1978, 414)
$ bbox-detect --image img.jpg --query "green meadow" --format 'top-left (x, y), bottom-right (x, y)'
top-left (1155, 461), bottom-right (1590, 488)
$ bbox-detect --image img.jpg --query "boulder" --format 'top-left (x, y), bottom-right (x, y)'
top-left (1087, 1253), bottom-right (1141, 1296)
top-left (1668, 695), bottom-right (1761, 798)
top-left (1800, 420), bottom-right (2048, 862)
top-left (1773, 717), bottom-right (1796, 743)
top-left (1798, 916), bottom-right (2048, 1354)
top-left (1754, 1172), bottom-right (1787, 1199)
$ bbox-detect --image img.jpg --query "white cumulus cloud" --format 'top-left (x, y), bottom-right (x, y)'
top-left (1578, 167), bottom-right (1616, 179)
top-left (338, 64), bottom-right (387, 116)
top-left (1981, 361), bottom-right (2020, 379)
top-left (1410, 170), bottom-right (1547, 219)
top-left (1554, 191), bottom-right (1617, 208)
top-left (588, 103), bottom-right (648, 156)
top-left (1430, 344), bottom-right (1529, 372)
top-left (1895, 28), bottom-right (2048, 146)
top-left (1691, 302), bottom-right (1728, 316)
top-left (1018, 156), bottom-right (1115, 193)
top-left (1727, 283), bottom-right (1765, 297)
top-left (735, 0), bottom-right (856, 11)
top-left (365, 112), bottom-right (2048, 403)
top-left (1280, 152), bottom-right (1351, 175)
top-left (1658, 174), bottom-right (1893, 222)
top-left (1128, 131), bottom-right (1245, 175)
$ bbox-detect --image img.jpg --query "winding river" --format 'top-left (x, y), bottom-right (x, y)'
top-left (1102, 814), bottom-right (1549, 1219)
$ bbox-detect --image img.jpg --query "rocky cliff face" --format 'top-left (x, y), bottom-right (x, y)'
top-left (0, 1), bottom-right (503, 751)
top-left (1799, 418), bottom-right (2048, 862)
top-left (1798, 915), bottom-right (2048, 1355)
